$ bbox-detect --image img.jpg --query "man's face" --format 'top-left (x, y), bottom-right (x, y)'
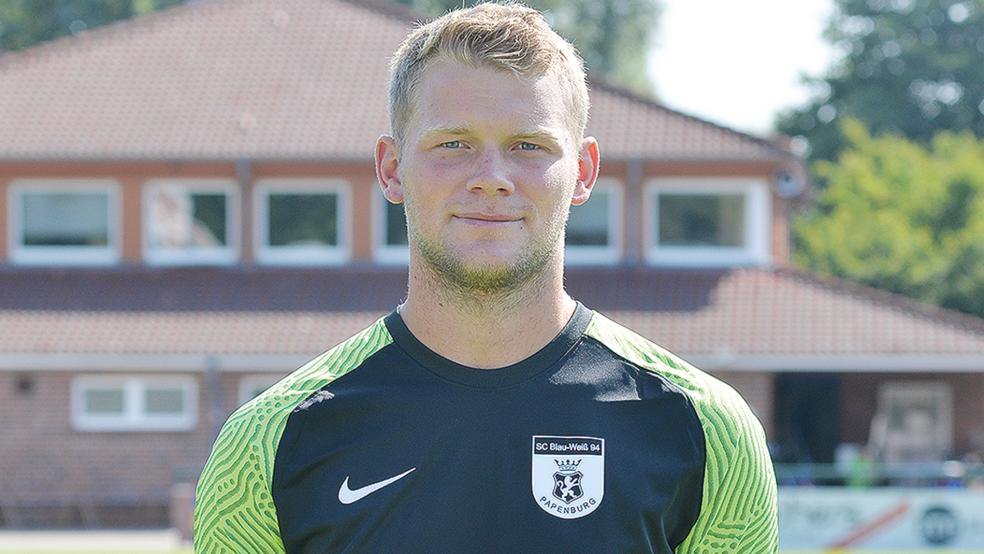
top-left (376, 58), bottom-right (599, 294)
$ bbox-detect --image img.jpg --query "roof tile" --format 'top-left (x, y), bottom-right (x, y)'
top-left (0, 0), bottom-right (783, 161)
top-left (1, 267), bottom-right (982, 357)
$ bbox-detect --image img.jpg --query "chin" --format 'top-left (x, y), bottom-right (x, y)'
top-left (424, 246), bottom-right (550, 294)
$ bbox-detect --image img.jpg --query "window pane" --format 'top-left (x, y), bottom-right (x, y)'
top-left (658, 194), bottom-right (744, 247)
top-left (193, 194), bottom-right (227, 244)
top-left (385, 202), bottom-right (408, 246)
top-left (84, 388), bottom-right (124, 414)
top-left (22, 192), bottom-right (109, 246)
top-left (268, 193), bottom-right (338, 247)
top-left (144, 388), bottom-right (185, 415)
top-left (567, 190), bottom-right (610, 246)
top-left (148, 188), bottom-right (226, 249)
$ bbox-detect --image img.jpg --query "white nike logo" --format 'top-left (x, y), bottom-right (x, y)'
top-left (337, 467), bottom-right (416, 505)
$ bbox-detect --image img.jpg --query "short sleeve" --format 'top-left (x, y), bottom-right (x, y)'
top-left (674, 387), bottom-right (779, 553)
top-left (193, 407), bottom-right (287, 554)
top-left (193, 319), bottom-right (392, 553)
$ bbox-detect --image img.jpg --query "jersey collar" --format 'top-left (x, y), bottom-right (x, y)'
top-left (384, 302), bottom-right (593, 388)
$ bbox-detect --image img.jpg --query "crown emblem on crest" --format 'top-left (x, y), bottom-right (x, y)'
top-left (554, 459), bottom-right (581, 474)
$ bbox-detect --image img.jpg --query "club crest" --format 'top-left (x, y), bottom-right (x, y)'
top-left (531, 436), bottom-right (604, 519)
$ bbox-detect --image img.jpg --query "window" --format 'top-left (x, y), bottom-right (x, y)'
top-left (143, 179), bottom-right (238, 265)
top-left (871, 382), bottom-right (953, 462)
top-left (658, 194), bottom-right (744, 247)
top-left (255, 179), bottom-right (349, 265)
top-left (238, 374), bottom-right (284, 405)
top-left (645, 178), bottom-right (770, 267)
top-left (71, 376), bottom-right (198, 431)
top-left (565, 180), bottom-right (621, 265)
top-left (374, 193), bottom-right (409, 264)
top-left (8, 180), bottom-right (120, 265)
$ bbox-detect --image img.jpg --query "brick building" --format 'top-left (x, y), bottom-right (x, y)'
top-left (1, 0), bottom-right (983, 527)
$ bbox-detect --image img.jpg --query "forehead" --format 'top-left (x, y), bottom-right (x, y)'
top-left (408, 58), bottom-right (570, 140)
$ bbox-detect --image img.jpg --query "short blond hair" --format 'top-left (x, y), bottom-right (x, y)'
top-left (388, 2), bottom-right (589, 147)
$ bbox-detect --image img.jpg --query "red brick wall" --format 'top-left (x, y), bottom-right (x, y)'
top-left (839, 372), bottom-right (984, 456)
top-left (0, 370), bottom-right (289, 527)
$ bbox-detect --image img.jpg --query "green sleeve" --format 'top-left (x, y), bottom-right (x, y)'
top-left (193, 318), bottom-right (392, 553)
top-left (193, 404), bottom-right (287, 553)
top-left (673, 385), bottom-right (779, 553)
top-left (584, 313), bottom-right (778, 553)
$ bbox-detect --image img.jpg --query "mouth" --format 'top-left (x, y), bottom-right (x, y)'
top-left (453, 213), bottom-right (524, 225)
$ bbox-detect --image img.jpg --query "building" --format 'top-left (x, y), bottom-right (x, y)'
top-left (1, 0), bottom-right (982, 527)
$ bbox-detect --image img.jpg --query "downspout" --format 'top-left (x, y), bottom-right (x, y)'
top-left (624, 157), bottom-right (645, 267)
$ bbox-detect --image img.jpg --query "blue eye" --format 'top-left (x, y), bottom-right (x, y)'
top-left (518, 142), bottom-right (541, 151)
top-left (440, 140), bottom-right (463, 149)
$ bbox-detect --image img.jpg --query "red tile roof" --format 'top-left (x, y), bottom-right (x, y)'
top-left (0, 0), bottom-right (785, 162)
top-left (1, 268), bottom-right (982, 361)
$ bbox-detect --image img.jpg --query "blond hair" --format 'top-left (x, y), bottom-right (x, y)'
top-left (388, 2), bottom-right (589, 147)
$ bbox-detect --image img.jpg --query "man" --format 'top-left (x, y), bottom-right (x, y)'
top-left (194, 3), bottom-right (778, 552)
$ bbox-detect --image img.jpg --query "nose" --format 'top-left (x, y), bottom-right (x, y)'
top-left (466, 150), bottom-right (515, 196)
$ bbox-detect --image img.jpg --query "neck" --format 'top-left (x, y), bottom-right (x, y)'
top-left (399, 253), bottom-right (576, 369)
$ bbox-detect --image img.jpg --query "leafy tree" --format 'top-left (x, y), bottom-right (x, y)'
top-left (0, 0), bottom-right (182, 53)
top-left (776, 0), bottom-right (984, 169)
top-left (393, 0), bottom-right (661, 96)
top-left (794, 118), bottom-right (984, 318)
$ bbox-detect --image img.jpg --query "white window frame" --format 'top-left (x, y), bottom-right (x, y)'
top-left (373, 192), bottom-right (409, 265)
top-left (644, 177), bottom-right (771, 267)
top-left (142, 178), bottom-right (239, 266)
top-left (71, 375), bottom-right (198, 432)
top-left (565, 178), bottom-right (622, 266)
top-left (254, 179), bottom-right (351, 265)
top-left (238, 374), bottom-right (284, 406)
top-left (876, 381), bottom-right (954, 457)
top-left (7, 179), bottom-right (121, 266)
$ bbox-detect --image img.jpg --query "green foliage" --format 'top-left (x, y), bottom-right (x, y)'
top-left (776, 0), bottom-right (984, 170)
top-left (394, 0), bottom-right (661, 97)
top-left (0, 0), bottom-right (183, 52)
top-left (794, 119), bottom-right (984, 318)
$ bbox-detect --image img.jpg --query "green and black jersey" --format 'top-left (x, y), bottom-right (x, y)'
top-left (194, 303), bottom-right (778, 553)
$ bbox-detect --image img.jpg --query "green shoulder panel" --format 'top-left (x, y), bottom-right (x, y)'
top-left (585, 312), bottom-right (778, 554)
top-left (193, 318), bottom-right (393, 553)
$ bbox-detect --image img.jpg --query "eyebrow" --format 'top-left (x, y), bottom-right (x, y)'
top-left (418, 126), bottom-right (472, 141)
top-left (418, 126), bottom-right (564, 144)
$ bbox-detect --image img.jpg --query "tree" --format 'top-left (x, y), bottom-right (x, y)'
top-left (794, 118), bottom-right (984, 318)
top-left (0, 0), bottom-right (182, 53)
top-left (393, 0), bottom-right (661, 96)
top-left (776, 0), bottom-right (984, 169)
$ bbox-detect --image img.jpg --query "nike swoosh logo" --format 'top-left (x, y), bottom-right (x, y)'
top-left (338, 467), bottom-right (416, 505)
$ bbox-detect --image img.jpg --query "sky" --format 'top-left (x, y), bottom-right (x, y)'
top-left (648, 0), bottom-right (837, 137)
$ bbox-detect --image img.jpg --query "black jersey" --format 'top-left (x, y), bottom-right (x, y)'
top-left (195, 303), bottom-right (778, 553)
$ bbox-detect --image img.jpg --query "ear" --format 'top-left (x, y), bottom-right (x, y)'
top-left (571, 136), bottom-right (600, 206)
top-left (375, 135), bottom-right (404, 203)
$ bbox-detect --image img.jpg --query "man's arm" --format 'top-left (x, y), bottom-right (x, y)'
top-left (675, 388), bottom-right (779, 553)
top-left (194, 407), bottom-right (286, 553)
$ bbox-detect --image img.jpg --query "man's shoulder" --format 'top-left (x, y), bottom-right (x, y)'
top-left (583, 310), bottom-right (754, 425)
top-left (239, 316), bottom-right (394, 420)
top-left (585, 310), bottom-right (776, 546)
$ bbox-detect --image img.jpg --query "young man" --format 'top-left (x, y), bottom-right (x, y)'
top-left (194, 4), bottom-right (778, 552)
